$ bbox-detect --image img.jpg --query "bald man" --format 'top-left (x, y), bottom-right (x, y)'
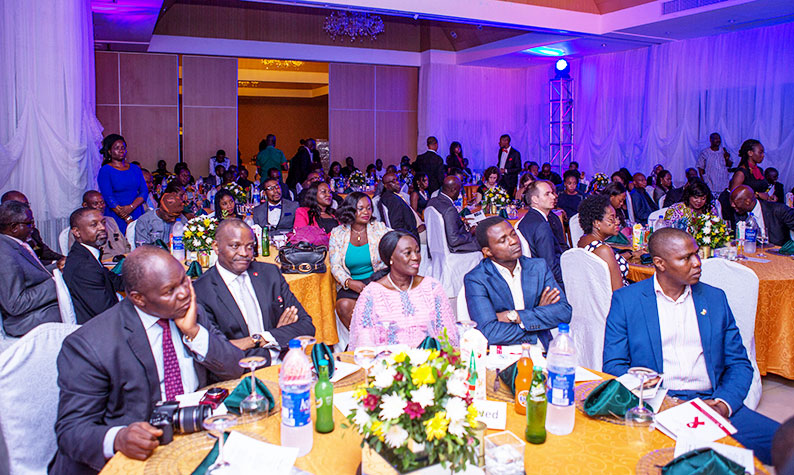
top-left (133, 193), bottom-right (186, 246)
top-left (67, 191), bottom-right (131, 260)
top-left (603, 228), bottom-right (778, 464)
top-left (52, 247), bottom-right (244, 474)
top-left (426, 175), bottom-right (481, 253)
top-left (379, 172), bottom-right (421, 242)
top-left (0, 190), bottom-right (64, 267)
top-left (730, 184), bottom-right (794, 246)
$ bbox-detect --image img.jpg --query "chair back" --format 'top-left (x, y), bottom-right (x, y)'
top-left (371, 195), bottom-right (382, 222)
top-left (381, 205), bottom-right (391, 228)
top-left (699, 259), bottom-right (762, 409)
top-left (569, 213), bottom-right (585, 247)
top-left (126, 219), bottom-right (138, 250)
top-left (58, 228), bottom-right (70, 255)
top-left (0, 323), bottom-right (80, 474)
top-left (657, 194), bottom-right (666, 209)
top-left (648, 207), bottom-right (668, 224)
top-left (456, 285), bottom-right (471, 322)
top-left (514, 214), bottom-right (532, 257)
top-left (560, 248), bottom-right (613, 371)
top-left (424, 207), bottom-right (449, 281)
top-left (52, 269), bottom-right (77, 325)
top-left (625, 191), bottom-right (636, 223)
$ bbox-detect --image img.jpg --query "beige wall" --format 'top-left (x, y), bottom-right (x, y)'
top-left (328, 64), bottom-right (418, 168)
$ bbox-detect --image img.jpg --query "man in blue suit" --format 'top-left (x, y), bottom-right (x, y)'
top-left (603, 227), bottom-right (778, 464)
top-left (517, 180), bottom-right (565, 288)
top-left (464, 217), bottom-right (571, 347)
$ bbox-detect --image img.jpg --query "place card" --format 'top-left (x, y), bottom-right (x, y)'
top-left (655, 398), bottom-right (736, 443)
top-left (674, 435), bottom-right (754, 474)
top-left (223, 432), bottom-right (298, 475)
top-left (330, 361), bottom-right (361, 383)
top-left (473, 399), bottom-right (507, 430)
top-left (333, 391), bottom-right (358, 418)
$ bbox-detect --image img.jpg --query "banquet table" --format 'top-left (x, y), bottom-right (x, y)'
top-left (626, 247), bottom-right (794, 379)
top-left (100, 361), bottom-right (766, 475)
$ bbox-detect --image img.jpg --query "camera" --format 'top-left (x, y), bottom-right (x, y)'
top-left (149, 400), bottom-right (212, 445)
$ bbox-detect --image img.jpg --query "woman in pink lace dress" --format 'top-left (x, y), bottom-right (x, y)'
top-left (349, 231), bottom-right (459, 350)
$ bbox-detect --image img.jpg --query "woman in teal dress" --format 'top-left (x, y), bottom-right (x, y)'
top-left (97, 134), bottom-right (148, 233)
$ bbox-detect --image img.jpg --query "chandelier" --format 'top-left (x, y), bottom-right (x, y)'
top-left (259, 59), bottom-right (304, 70)
top-left (323, 11), bottom-right (384, 42)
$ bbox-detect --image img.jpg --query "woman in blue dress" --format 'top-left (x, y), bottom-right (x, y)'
top-left (97, 134), bottom-right (148, 233)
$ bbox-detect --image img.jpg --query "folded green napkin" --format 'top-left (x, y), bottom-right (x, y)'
top-left (418, 336), bottom-right (441, 351)
top-left (779, 240), bottom-right (794, 255)
top-left (460, 208), bottom-right (472, 217)
top-left (311, 342), bottom-right (335, 378)
top-left (154, 239), bottom-right (169, 251)
top-left (605, 233), bottom-right (630, 245)
top-left (583, 379), bottom-right (650, 417)
top-left (498, 209), bottom-right (509, 219)
top-left (186, 261), bottom-right (203, 278)
top-left (640, 253), bottom-right (653, 265)
top-left (662, 448), bottom-right (744, 475)
top-left (110, 258), bottom-right (124, 275)
top-left (498, 362), bottom-right (519, 396)
top-left (191, 432), bottom-right (229, 475)
top-left (223, 377), bottom-right (275, 415)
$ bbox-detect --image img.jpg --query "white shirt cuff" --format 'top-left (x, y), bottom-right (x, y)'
top-left (183, 325), bottom-right (209, 361)
top-left (257, 331), bottom-right (280, 349)
top-left (714, 398), bottom-right (733, 418)
top-left (103, 426), bottom-right (126, 459)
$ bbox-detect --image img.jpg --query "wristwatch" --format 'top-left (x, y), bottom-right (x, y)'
top-left (506, 310), bottom-right (519, 323)
top-left (251, 333), bottom-right (264, 348)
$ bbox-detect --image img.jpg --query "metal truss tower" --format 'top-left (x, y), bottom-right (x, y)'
top-left (549, 78), bottom-right (574, 175)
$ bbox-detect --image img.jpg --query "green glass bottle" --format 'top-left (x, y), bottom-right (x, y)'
top-left (525, 365), bottom-right (547, 444)
top-left (261, 225), bottom-right (270, 257)
top-left (314, 359), bottom-right (334, 433)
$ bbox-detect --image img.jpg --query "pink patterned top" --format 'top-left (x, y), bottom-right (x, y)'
top-left (349, 277), bottom-right (460, 350)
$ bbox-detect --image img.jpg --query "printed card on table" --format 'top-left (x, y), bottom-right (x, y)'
top-left (654, 398), bottom-right (736, 443)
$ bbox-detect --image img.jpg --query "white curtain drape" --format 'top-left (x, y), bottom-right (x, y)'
top-left (0, 0), bottom-right (103, 245)
top-left (419, 22), bottom-right (794, 189)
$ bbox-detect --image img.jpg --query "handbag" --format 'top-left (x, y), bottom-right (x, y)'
top-left (278, 241), bottom-right (327, 274)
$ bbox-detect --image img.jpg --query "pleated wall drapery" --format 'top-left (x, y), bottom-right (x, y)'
top-left (419, 22), bottom-right (794, 189)
top-left (0, 0), bottom-right (103, 245)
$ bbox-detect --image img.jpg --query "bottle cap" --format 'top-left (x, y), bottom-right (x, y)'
top-left (533, 365), bottom-right (543, 372)
top-left (558, 323), bottom-right (569, 333)
top-left (318, 358), bottom-right (328, 366)
top-left (288, 339), bottom-right (301, 349)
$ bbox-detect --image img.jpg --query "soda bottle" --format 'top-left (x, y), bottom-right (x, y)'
top-left (545, 323), bottom-right (576, 436)
top-left (514, 343), bottom-right (533, 415)
top-left (261, 226), bottom-right (271, 257)
top-left (280, 339), bottom-right (313, 456)
top-left (525, 366), bottom-right (547, 444)
top-left (314, 359), bottom-right (334, 433)
top-left (170, 217), bottom-right (185, 261)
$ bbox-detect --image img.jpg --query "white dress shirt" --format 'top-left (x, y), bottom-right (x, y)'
top-left (531, 206), bottom-right (549, 221)
top-left (750, 199), bottom-right (766, 236)
top-left (499, 146), bottom-right (511, 170)
top-left (492, 260), bottom-right (525, 311)
top-left (266, 200), bottom-right (283, 228)
top-left (216, 263), bottom-right (280, 352)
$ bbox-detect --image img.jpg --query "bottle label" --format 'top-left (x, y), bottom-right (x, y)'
top-left (547, 371), bottom-right (575, 406)
top-left (745, 229), bottom-right (757, 242)
top-left (282, 390), bottom-right (311, 427)
top-left (316, 395), bottom-right (332, 408)
top-left (172, 236), bottom-right (184, 251)
top-left (516, 390), bottom-right (528, 408)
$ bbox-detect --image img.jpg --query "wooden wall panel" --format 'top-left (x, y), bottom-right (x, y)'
top-left (375, 66), bottom-right (418, 112)
top-left (329, 110), bottom-right (375, 165)
top-left (328, 64), bottom-right (374, 111)
top-left (95, 52), bottom-right (119, 106)
top-left (120, 106), bottom-right (179, 170)
top-left (182, 56), bottom-right (238, 107)
top-left (96, 105), bottom-right (120, 139)
top-left (120, 54), bottom-right (178, 106)
top-left (376, 111), bottom-right (417, 165)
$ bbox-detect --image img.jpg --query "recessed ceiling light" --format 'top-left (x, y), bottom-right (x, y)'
top-left (601, 43), bottom-right (606, 47)
top-left (523, 46), bottom-right (566, 56)
top-left (728, 19), bottom-right (736, 23)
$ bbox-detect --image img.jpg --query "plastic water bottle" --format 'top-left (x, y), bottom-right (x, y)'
top-left (170, 217), bottom-right (185, 261)
top-left (545, 323), bottom-right (576, 435)
top-left (744, 214), bottom-right (759, 254)
top-left (252, 184), bottom-right (260, 204)
top-left (280, 339), bottom-right (313, 456)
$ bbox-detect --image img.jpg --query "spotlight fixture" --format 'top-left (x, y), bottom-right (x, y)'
top-left (554, 58), bottom-right (570, 79)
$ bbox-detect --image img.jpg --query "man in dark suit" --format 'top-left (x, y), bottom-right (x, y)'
top-left (253, 176), bottom-right (299, 235)
top-left (426, 176), bottom-right (481, 253)
top-left (52, 247), bottom-right (244, 474)
top-left (1, 190), bottom-right (64, 267)
top-left (730, 185), bottom-right (794, 246)
top-left (630, 172), bottom-right (658, 225)
top-left (0, 200), bottom-right (60, 336)
top-left (285, 140), bottom-right (312, 192)
top-left (63, 208), bottom-right (124, 324)
top-left (663, 168), bottom-right (700, 208)
top-left (413, 136), bottom-right (446, 195)
top-left (518, 180), bottom-right (565, 288)
top-left (379, 172), bottom-right (422, 243)
top-left (194, 219), bottom-right (314, 365)
top-left (464, 217), bottom-right (571, 347)
top-left (603, 228), bottom-right (778, 464)
top-left (765, 167), bottom-right (785, 204)
top-left (497, 134), bottom-right (522, 199)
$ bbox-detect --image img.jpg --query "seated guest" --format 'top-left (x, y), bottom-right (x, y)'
top-left (330, 192), bottom-right (390, 329)
top-left (603, 228), bottom-right (779, 464)
top-left (410, 173), bottom-right (429, 217)
top-left (630, 172), bottom-right (658, 225)
top-left (426, 175), bottom-right (481, 253)
top-left (68, 191), bottom-right (131, 260)
top-left (663, 167), bottom-right (700, 208)
top-left (379, 172), bottom-right (422, 243)
top-left (52, 247), bottom-right (245, 474)
top-left (765, 167), bottom-right (785, 204)
top-left (206, 165), bottom-right (225, 188)
top-left (515, 171), bottom-right (536, 205)
top-left (730, 184), bottom-right (794, 246)
top-left (556, 170), bottom-right (584, 219)
top-left (141, 169), bottom-right (157, 211)
top-left (398, 163), bottom-right (414, 191)
top-left (1, 190), bottom-right (65, 267)
top-left (341, 156), bottom-right (358, 178)
top-left (236, 167), bottom-right (253, 190)
top-left (214, 189), bottom-right (240, 221)
top-left (295, 171), bottom-right (321, 205)
top-left (294, 181), bottom-right (339, 235)
top-left (537, 162), bottom-right (562, 186)
top-left (517, 180), bottom-right (565, 288)
top-left (134, 193), bottom-right (185, 245)
top-left (464, 217), bottom-right (571, 347)
top-left (63, 208), bottom-right (125, 324)
top-left (194, 220), bottom-right (314, 364)
top-left (663, 179), bottom-right (717, 228)
top-left (653, 169), bottom-right (673, 204)
top-left (349, 231), bottom-right (459, 350)
top-left (267, 167), bottom-right (295, 202)
top-left (601, 182), bottom-right (629, 231)
top-left (577, 195), bottom-right (635, 290)
top-left (473, 166), bottom-right (501, 205)
top-left (252, 176), bottom-right (298, 234)
top-left (0, 200), bottom-right (60, 336)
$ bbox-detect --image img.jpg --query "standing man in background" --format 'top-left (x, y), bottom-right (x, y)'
top-left (498, 134), bottom-right (522, 199)
top-left (697, 133), bottom-right (733, 195)
top-left (414, 136), bottom-right (445, 196)
top-left (256, 135), bottom-right (287, 187)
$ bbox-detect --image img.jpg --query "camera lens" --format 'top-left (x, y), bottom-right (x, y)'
top-left (174, 405), bottom-right (212, 434)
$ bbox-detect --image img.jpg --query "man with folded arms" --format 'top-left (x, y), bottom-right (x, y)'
top-left (252, 176), bottom-right (298, 235)
top-left (194, 219), bottom-right (315, 365)
top-left (52, 246), bottom-right (244, 474)
top-left (63, 207), bottom-right (125, 324)
top-left (603, 228), bottom-right (778, 464)
top-left (464, 217), bottom-right (571, 347)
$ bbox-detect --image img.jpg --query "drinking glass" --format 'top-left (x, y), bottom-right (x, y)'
top-left (625, 367), bottom-right (658, 428)
top-left (238, 356), bottom-right (268, 416)
top-left (203, 414), bottom-right (239, 474)
top-left (757, 232), bottom-right (768, 257)
top-left (457, 321), bottom-right (477, 340)
top-left (353, 347), bottom-right (377, 382)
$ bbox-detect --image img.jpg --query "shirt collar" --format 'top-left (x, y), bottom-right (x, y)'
top-left (80, 242), bottom-right (101, 262)
top-left (491, 259), bottom-right (522, 279)
top-left (216, 262), bottom-right (246, 286)
top-left (653, 274), bottom-right (692, 304)
top-left (440, 192), bottom-right (455, 204)
top-left (751, 199), bottom-right (762, 218)
top-left (5, 234), bottom-right (27, 247)
top-left (133, 305), bottom-right (164, 330)
top-left (531, 206), bottom-right (549, 220)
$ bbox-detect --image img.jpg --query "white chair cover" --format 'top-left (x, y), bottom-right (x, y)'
top-left (514, 214), bottom-right (532, 257)
top-left (371, 195), bottom-right (382, 222)
top-left (52, 269), bottom-right (77, 325)
top-left (625, 191), bottom-right (636, 223)
top-left (424, 207), bottom-right (482, 297)
top-left (560, 248), bottom-right (613, 371)
top-left (648, 207), bottom-right (668, 224)
top-left (58, 228), bottom-right (70, 255)
top-left (0, 322), bottom-right (80, 475)
top-left (126, 219), bottom-right (138, 250)
top-left (418, 230), bottom-right (431, 277)
top-left (657, 194), bottom-right (666, 209)
top-left (569, 213), bottom-right (585, 247)
top-left (333, 311), bottom-right (350, 353)
top-left (456, 285), bottom-right (471, 323)
top-left (713, 199), bottom-right (723, 218)
top-left (699, 259), bottom-right (762, 409)
top-left (381, 205), bottom-right (391, 228)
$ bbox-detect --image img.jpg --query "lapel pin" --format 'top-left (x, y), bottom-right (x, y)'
top-left (701, 309), bottom-right (707, 316)
top-left (253, 272), bottom-right (259, 277)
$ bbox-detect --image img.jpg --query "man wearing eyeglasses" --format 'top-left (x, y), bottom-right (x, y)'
top-left (0, 200), bottom-right (61, 336)
top-left (1, 190), bottom-right (65, 268)
top-left (253, 176), bottom-right (298, 235)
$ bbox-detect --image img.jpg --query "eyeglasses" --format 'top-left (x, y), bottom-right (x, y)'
top-left (264, 185), bottom-right (279, 191)
top-left (14, 220), bottom-right (34, 227)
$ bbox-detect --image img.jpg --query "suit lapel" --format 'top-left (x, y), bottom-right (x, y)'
top-left (209, 267), bottom-right (249, 333)
top-left (518, 258), bottom-right (538, 304)
top-left (640, 281), bottom-right (664, 372)
top-left (247, 265), bottom-right (274, 330)
top-left (483, 260), bottom-right (516, 309)
top-left (121, 301), bottom-right (160, 402)
top-left (3, 234), bottom-right (50, 273)
top-left (691, 283), bottom-right (716, 386)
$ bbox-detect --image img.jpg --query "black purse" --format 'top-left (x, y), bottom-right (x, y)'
top-left (278, 241), bottom-right (327, 274)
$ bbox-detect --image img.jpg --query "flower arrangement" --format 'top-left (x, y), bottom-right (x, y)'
top-left (222, 182), bottom-right (248, 204)
top-left (691, 213), bottom-right (731, 249)
top-left (348, 170), bottom-right (367, 188)
top-left (183, 216), bottom-right (218, 251)
top-left (587, 173), bottom-right (609, 194)
top-left (345, 336), bottom-right (479, 473)
top-left (482, 185), bottom-right (510, 209)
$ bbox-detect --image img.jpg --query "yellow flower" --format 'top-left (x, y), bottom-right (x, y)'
top-left (184, 230), bottom-right (193, 238)
top-left (394, 352), bottom-right (407, 363)
top-left (197, 230), bottom-right (204, 237)
top-left (371, 420), bottom-right (386, 441)
top-left (411, 364), bottom-right (436, 386)
top-left (203, 218), bottom-right (211, 227)
top-left (466, 405), bottom-right (479, 425)
top-left (353, 386), bottom-right (368, 401)
top-left (427, 349), bottom-right (440, 361)
top-left (424, 411), bottom-right (449, 441)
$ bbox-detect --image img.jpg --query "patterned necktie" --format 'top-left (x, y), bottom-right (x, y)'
top-left (156, 319), bottom-right (184, 401)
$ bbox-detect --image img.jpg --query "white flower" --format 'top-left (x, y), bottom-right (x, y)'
top-left (445, 397), bottom-right (468, 422)
top-left (373, 366), bottom-right (396, 389)
top-left (379, 394), bottom-right (407, 420)
top-left (405, 349), bottom-right (430, 366)
top-left (447, 370), bottom-right (469, 398)
top-left (384, 424), bottom-right (409, 448)
top-left (411, 385), bottom-right (436, 408)
top-left (448, 419), bottom-right (467, 437)
top-left (704, 236), bottom-right (711, 244)
top-left (353, 404), bottom-right (371, 428)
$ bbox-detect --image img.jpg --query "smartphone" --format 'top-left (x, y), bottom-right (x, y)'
top-left (199, 387), bottom-right (229, 410)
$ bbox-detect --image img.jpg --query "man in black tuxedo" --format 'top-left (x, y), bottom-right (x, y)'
top-left (52, 247), bottom-right (244, 474)
top-left (379, 172), bottom-right (422, 243)
top-left (426, 176), bottom-right (481, 253)
top-left (63, 208), bottom-right (124, 324)
top-left (253, 176), bottom-right (299, 235)
top-left (413, 136), bottom-right (446, 195)
top-left (730, 185), bottom-right (794, 246)
top-left (194, 219), bottom-right (315, 365)
top-left (497, 134), bottom-right (522, 199)
top-left (517, 180), bottom-right (565, 288)
top-left (286, 140), bottom-right (312, 192)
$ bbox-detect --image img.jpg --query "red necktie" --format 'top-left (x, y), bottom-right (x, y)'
top-left (157, 319), bottom-right (184, 401)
